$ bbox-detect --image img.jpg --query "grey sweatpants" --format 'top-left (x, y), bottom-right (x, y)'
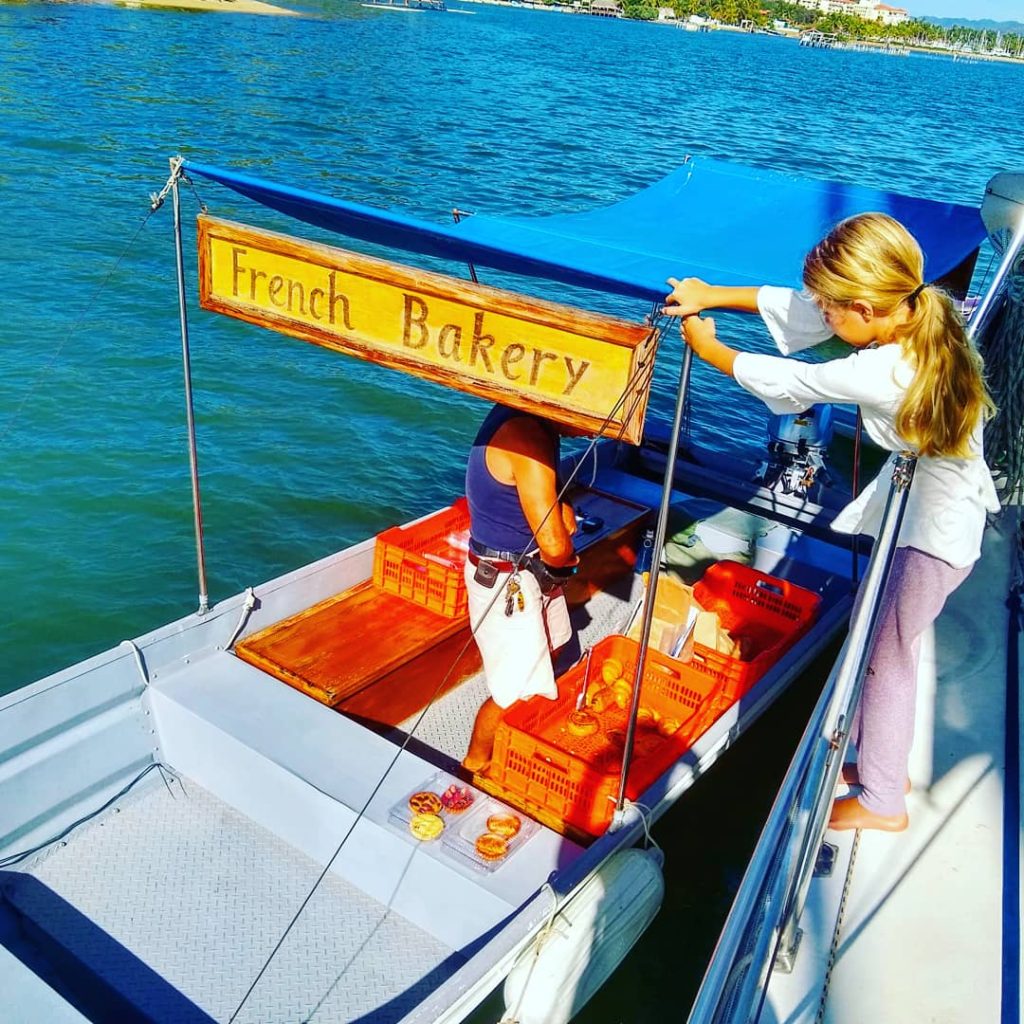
top-left (851, 546), bottom-right (973, 817)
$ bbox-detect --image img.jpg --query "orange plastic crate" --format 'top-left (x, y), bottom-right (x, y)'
top-left (372, 498), bottom-right (471, 618)
top-left (487, 635), bottom-right (732, 837)
top-left (688, 560), bottom-right (821, 701)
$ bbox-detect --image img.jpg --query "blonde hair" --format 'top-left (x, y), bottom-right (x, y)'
top-left (803, 212), bottom-right (995, 458)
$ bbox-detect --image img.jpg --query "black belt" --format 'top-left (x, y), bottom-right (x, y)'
top-left (467, 550), bottom-right (517, 573)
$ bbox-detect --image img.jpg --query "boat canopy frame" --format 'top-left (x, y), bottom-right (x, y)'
top-left (182, 156), bottom-right (988, 303)
top-left (149, 154), bottom-right (1008, 1017)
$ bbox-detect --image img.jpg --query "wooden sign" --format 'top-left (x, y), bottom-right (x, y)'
top-left (197, 215), bottom-right (657, 444)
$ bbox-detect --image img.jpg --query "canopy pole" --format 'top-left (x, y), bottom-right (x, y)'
top-left (851, 407), bottom-right (863, 587)
top-left (170, 160), bottom-right (210, 616)
top-left (610, 343), bottom-right (693, 830)
top-left (968, 213), bottom-right (1024, 344)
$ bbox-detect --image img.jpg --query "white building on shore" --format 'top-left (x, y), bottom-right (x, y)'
top-left (795, 0), bottom-right (909, 24)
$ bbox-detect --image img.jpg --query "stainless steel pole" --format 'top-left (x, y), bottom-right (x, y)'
top-left (687, 452), bottom-right (917, 1024)
top-left (171, 170), bottom-right (210, 615)
top-left (851, 407), bottom-right (863, 586)
top-left (967, 221), bottom-right (1024, 344)
top-left (611, 344), bottom-right (694, 826)
top-left (770, 452), bottom-right (917, 978)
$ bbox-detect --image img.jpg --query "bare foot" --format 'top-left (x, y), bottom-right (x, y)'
top-left (840, 763), bottom-right (911, 794)
top-left (828, 794), bottom-right (908, 833)
top-left (461, 756), bottom-right (490, 777)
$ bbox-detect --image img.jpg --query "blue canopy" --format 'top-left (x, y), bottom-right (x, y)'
top-left (184, 157), bottom-right (985, 303)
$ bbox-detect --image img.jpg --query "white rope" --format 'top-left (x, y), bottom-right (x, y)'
top-left (224, 587), bottom-right (258, 650)
top-left (497, 882), bottom-right (562, 1024)
top-left (630, 802), bottom-right (662, 853)
top-left (119, 639), bottom-right (150, 685)
top-left (148, 155), bottom-right (185, 213)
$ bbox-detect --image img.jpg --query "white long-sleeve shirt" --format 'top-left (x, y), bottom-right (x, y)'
top-left (730, 287), bottom-right (999, 569)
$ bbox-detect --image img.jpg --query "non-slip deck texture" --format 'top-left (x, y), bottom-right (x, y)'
top-left (6, 777), bottom-right (458, 1023)
top-left (397, 576), bottom-right (644, 763)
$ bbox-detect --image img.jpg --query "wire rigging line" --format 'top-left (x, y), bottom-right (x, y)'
top-left (227, 318), bottom-right (666, 1023)
top-left (0, 763), bottom-right (180, 870)
top-left (980, 267), bottom-right (1024, 503)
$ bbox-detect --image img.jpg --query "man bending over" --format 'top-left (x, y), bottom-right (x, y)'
top-left (462, 403), bottom-right (580, 774)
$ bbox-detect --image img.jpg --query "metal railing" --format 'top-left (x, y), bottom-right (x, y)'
top-left (687, 451), bottom-right (918, 1024)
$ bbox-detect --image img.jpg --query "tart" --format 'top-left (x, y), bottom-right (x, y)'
top-left (440, 784), bottom-right (474, 813)
top-left (566, 709), bottom-right (600, 737)
top-left (408, 812), bottom-right (445, 841)
top-left (486, 812), bottom-right (522, 838)
top-left (600, 657), bottom-right (624, 684)
top-left (408, 791), bottom-right (443, 815)
top-left (475, 832), bottom-right (510, 861)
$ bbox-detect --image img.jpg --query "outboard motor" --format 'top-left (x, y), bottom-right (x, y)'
top-left (755, 404), bottom-right (834, 501)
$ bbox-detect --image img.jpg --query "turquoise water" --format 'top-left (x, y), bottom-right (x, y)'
top-left (2, 4), bottom-right (1023, 1017)
top-left (2, 3), bottom-right (1023, 693)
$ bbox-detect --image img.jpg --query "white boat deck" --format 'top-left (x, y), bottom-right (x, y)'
top-left (767, 509), bottom-right (1022, 1024)
top-left (6, 778), bottom-right (458, 1024)
top-left (0, 471), bottom-right (862, 1024)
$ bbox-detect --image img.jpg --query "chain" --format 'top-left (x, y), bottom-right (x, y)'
top-left (814, 828), bottom-right (861, 1024)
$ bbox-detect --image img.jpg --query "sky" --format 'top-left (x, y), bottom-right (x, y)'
top-left (909, 0), bottom-right (1024, 20)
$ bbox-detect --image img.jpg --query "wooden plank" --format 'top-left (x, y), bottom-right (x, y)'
top-left (235, 489), bottom-right (648, 726)
top-left (234, 581), bottom-right (468, 707)
top-left (337, 627), bottom-right (482, 728)
top-left (197, 215), bottom-right (658, 444)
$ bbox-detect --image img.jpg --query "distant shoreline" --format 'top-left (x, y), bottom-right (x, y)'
top-left (85, 0), bottom-right (1024, 52)
top-left (113, 0), bottom-right (300, 15)
top-left (457, 0), bottom-right (1024, 63)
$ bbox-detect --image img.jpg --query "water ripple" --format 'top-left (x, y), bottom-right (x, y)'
top-left (2, 1), bottom-right (1024, 693)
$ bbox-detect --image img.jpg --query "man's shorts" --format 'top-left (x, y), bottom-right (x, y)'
top-left (464, 561), bottom-right (572, 710)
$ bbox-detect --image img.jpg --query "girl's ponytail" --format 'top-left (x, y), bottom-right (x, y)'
top-left (895, 286), bottom-right (995, 458)
top-left (804, 213), bottom-right (995, 458)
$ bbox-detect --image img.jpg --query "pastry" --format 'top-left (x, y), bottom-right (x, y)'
top-left (600, 657), bottom-right (624, 684)
top-left (409, 812), bottom-right (444, 841)
top-left (475, 832), bottom-right (510, 861)
top-left (566, 709), bottom-right (600, 737)
top-left (440, 784), bottom-right (474, 813)
top-left (590, 687), bottom-right (615, 713)
top-left (408, 791), bottom-right (443, 815)
top-left (658, 717), bottom-right (682, 736)
top-left (611, 679), bottom-right (632, 710)
top-left (486, 812), bottom-right (522, 838)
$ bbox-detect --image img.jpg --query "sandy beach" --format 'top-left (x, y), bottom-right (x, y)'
top-left (114, 0), bottom-right (300, 15)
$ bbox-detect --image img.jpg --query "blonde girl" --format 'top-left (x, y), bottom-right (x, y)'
top-left (664, 212), bottom-right (998, 833)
